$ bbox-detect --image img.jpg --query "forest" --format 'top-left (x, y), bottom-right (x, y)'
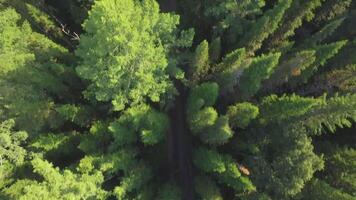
top-left (0, 0), bottom-right (355, 199)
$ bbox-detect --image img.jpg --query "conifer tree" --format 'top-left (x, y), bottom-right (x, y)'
top-left (300, 143), bottom-right (356, 199)
top-left (237, 0), bottom-right (292, 53)
top-left (0, 119), bottom-right (28, 189)
top-left (0, 7), bottom-right (78, 135)
top-left (266, 0), bottom-right (323, 50)
top-left (238, 52), bottom-right (281, 99)
top-left (3, 157), bottom-right (107, 200)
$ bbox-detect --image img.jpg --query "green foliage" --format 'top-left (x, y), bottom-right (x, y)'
top-left (241, 192), bottom-right (271, 200)
top-left (109, 104), bottom-right (169, 146)
top-left (215, 48), bottom-right (246, 73)
top-left (297, 94), bottom-right (356, 135)
top-left (248, 125), bottom-right (324, 198)
top-left (193, 147), bottom-right (255, 193)
top-left (3, 157), bottom-right (107, 200)
top-left (214, 48), bottom-right (246, 92)
top-left (293, 40), bottom-right (347, 84)
top-left (314, 0), bottom-right (352, 22)
top-left (227, 102), bottom-right (259, 128)
top-left (0, 7), bottom-right (73, 134)
top-left (0, 119), bottom-right (28, 166)
top-left (263, 50), bottom-right (316, 90)
top-left (324, 146), bottom-right (356, 195)
top-left (187, 82), bottom-right (219, 113)
top-left (239, 52), bottom-right (281, 99)
top-left (313, 40), bottom-right (348, 66)
top-left (259, 94), bottom-right (322, 122)
top-left (209, 37), bottom-right (222, 63)
top-left (1, 0), bottom-right (67, 44)
top-left (200, 116), bottom-right (234, 145)
top-left (238, 0), bottom-right (292, 53)
top-left (204, 0), bottom-right (265, 20)
top-left (269, 133), bottom-right (324, 197)
top-left (302, 18), bottom-right (346, 47)
top-left (301, 179), bottom-right (355, 200)
top-left (325, 64), bottom-right (356, 93)
top-left (76, 0), bottom-right (183, 111)
top-left (30, 133), bottom-right (70, 153)
top-left (194, 175), bottom-right (223, 200)
top-left (0, 0), bottom-right (355, 199)
top-left (0, 119), bottom-right (27, 190)
top-left (193, 147), bottom-right (226, 173)
top-left (114, 163), bottom-right (153, 199)
top-left (56, 104), bottom-right (93, 127)
top-left (190, 40), bottom-right (210, 84)
top-left (78, 121), bottom-right (112, 154)
top-left (78, 153), bottom-right (152, 199)
top-left (187, 82), bottom-right (234, 145)
top-left (78, 148), bottom-right (138, 175)
top-left (157, 182), bottom-right (182, 200)
top-left (298, 143), bottom-right (356, 199)
top-left (268, 0), bottom-right (323, 49)
top-left (189, 107), bottom-right (218, 134)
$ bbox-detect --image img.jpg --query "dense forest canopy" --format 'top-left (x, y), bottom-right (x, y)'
top-left (0, 0), bottom-right (355, 199)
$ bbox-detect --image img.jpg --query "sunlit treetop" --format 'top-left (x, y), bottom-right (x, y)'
top-left (76, 0), bottom-right (188, 111)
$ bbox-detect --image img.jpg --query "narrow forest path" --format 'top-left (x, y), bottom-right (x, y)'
top-left (162, 1), bottom-right (195, 198)
top-left (169, 82), bottom-right (194, 200)
top-left (161, 0), bottom-right (177, 12)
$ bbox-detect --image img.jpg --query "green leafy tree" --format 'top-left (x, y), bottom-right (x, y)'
top-left (75, 0), bottom-right (184, 111)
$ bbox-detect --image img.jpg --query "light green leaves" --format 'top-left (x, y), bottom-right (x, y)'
top-left (76, 0), bottom-right (182, 111)
top-left (227, 102), bottom-right (259, 128)
top-left (3, 157), bottom-right (107, 200)
top-left (0, 119), bottom-right (27, 166)
top-left (109, 104), bottom-right (169, 146)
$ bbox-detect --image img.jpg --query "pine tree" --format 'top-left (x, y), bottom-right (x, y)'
top-left (226, 102), bottom-right (259, 129)
top-left (237, 0), bottom-right (292, 54)
top-left (190, 40), bottom-right (210, 84)
top-left (0, 7), bottom-right (77, 135)
top-left (289, 40), bottom-right (347, 86)
top-left (0, 119), bottom-right (28, 189)
top-left (324, 65), bottom-right (356, 93)
top-left (314, 0), bottom-right (352, 23)
top-left (194, 175), bottom-right (223, 200)
top-left (300, 143), bottom-right (356, 199)
top-left (266, 0), bottom-right (323, 50)
top-left (238, 52), bottom-right (281, 99)
top-left (296, 93), bottom-right (356, 135)
top-left (259, 94), bottom-right (322, 123)
top-left (301, 179), bottom-right (355, 200)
